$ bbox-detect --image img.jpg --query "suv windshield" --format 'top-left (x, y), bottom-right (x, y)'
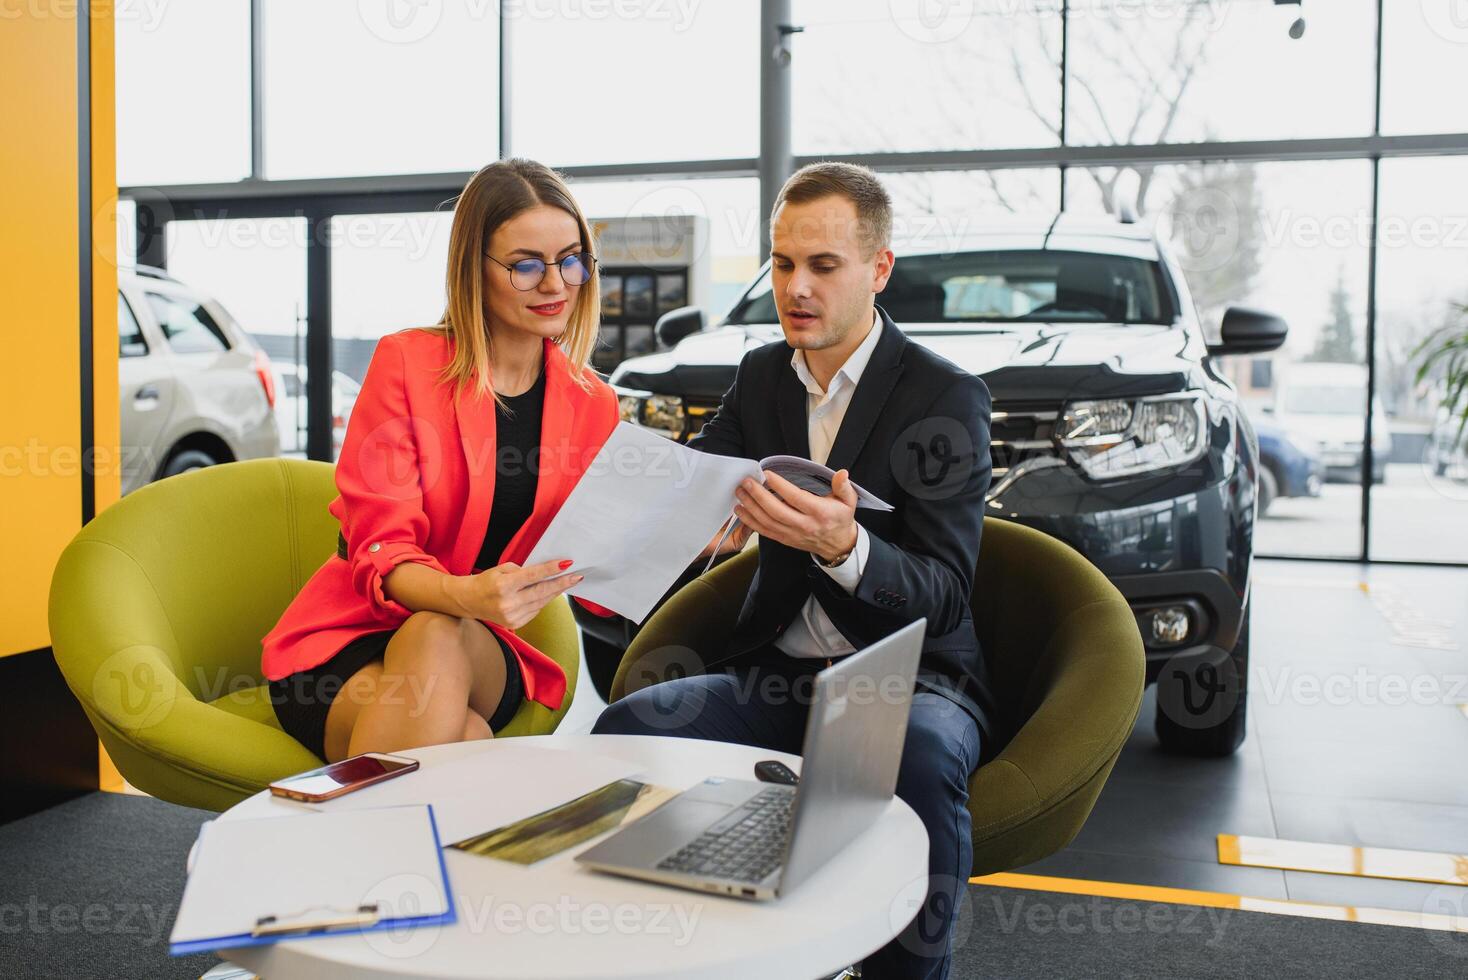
top-left (726, 249), bottom-right (1174, 326)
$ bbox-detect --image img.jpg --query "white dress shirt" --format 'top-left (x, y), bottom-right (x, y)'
top-left (773, 310), bottom-right (882, 660)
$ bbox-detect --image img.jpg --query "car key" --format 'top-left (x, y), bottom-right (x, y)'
top-left (754, 760), bottom-right (799, 785)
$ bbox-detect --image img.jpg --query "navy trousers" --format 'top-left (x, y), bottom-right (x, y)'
top-left (591, 660), bottom-right (981, 980)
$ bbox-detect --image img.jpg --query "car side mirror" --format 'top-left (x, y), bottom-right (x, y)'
top-left (1210, 307), bottom-right (1289, 356)
top-left (655, 306), bottom-right (706, 349)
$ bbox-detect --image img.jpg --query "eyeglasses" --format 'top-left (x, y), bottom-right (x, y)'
top-left (485, 251), bottom-right (596, 291)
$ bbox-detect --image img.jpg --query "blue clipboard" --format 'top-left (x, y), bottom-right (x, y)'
top-left (169, 802), bottom-right (457, 956)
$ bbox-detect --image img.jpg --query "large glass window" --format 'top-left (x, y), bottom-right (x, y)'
top-left (569, 177), bottom-right (761, 316)
top-left (330, 212), bottom-right (454, 459)
top-left (793, 1), bottom-right (1061, 154)
top-left (166, 217), bottom-right (308, 454)
top-left (263, 4), bottom-right (498, 179)
top-left (510, 6), bottom-right (757, 166)
top-left (882, 169), bottom-right (1061, 248)
top-left (1068, 159), bottom-right (1374, 558)
top-left (115, 1), bottom-right (251, 185)
top-left (1065, 0), bottom-right (1376, 146)
top-left (1370, 157), bottom-right (1468, 563)
top-left (1381, 2), bottom-right (1468, 136)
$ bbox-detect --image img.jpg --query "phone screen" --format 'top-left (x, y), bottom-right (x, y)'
top-left (274, 755), bottom-right (413, 798)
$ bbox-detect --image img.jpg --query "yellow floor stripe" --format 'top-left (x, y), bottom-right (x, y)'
top-left (970, 872), bottom-right (1468, 933)
top-left (1219, 834), bottom-right (1468, 886)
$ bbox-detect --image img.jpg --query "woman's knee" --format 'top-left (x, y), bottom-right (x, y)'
top-left (385, 611), bottom-right (474, 692)
top-left (461, 707), bottom-right (494, 742)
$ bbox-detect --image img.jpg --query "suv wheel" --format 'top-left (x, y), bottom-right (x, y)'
top-left (160, 448), bottom-right (219, 480)
top-left (1154, 608), bottom-right (1249, 757)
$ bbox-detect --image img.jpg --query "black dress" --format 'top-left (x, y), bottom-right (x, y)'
top-left (269, 365), bottom-right (548, 760)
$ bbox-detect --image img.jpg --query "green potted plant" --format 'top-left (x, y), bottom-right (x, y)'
top-left (1414, 303), bottom-right (1468, 470)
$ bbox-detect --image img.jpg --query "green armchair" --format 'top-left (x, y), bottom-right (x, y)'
top-left (610, 517), bottom-right (1145, 875)
top-left (47, 457), bottom-right (579, 813)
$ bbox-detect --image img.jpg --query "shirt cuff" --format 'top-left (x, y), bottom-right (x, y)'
top-left (814, 525), bottom-right (868, 594)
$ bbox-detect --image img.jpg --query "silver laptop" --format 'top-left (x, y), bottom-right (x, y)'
top-left (575, 618), bottom-right (924, 900)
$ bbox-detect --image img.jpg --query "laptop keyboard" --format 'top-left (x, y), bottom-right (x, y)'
top-left (656, 786), bottom-right (796, 884)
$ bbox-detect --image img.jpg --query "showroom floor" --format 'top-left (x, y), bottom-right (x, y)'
top-left (558, 557), bottom-right (1468, 923)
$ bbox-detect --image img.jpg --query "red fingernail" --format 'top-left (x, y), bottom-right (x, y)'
top-left (559, 560), bottom-right (574, 570)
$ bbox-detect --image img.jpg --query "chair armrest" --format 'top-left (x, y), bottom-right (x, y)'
top-left (971, 596), bottom-right (1144, 819)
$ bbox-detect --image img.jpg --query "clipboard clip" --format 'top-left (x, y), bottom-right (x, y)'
top-left (252, 902), bottom-right (381, 938)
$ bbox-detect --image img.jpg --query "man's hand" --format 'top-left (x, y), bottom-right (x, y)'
top-left (695, 519), bottom-right (755, 562)
top-left (734, 469), bottom-right (859, 563)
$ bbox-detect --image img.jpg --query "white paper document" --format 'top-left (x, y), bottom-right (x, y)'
top-left (170, 804), bottom-right (452, 954)
top-left (526, 421), bottom-right (765, 623)
top-left (303, 743), bottom-right (642, 845)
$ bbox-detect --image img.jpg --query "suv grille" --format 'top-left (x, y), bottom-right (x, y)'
top-left (990, 404), bottom-right (1061, 477)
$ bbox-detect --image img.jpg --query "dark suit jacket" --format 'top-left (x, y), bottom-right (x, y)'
top-left (688, 306), bottom-right (997, 741)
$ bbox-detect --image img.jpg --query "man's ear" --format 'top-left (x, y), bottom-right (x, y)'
top-left (871, 248), bottom-right (896, 293)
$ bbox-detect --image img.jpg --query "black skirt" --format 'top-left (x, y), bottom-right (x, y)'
top-left (269, 627), bottom-right (526, 761)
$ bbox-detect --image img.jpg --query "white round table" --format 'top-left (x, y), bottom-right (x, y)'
top-left (213, 734), bottom-right (928, 980)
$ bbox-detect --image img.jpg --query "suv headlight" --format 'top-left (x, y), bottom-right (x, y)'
top-left (642, 395), bottom-right (686, 436)
top-left (613, 387), bottom-right (685, 439)
top-left (1058, 393), bottom-right (1208, 479)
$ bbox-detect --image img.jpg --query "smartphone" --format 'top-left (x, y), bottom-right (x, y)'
top-left (268, 752), bottom-right (419, 803)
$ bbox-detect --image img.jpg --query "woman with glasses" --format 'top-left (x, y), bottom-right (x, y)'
top-left (261, 159), bottom-right (620, 763)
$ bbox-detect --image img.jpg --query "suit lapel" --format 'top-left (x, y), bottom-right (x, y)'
top-left (824, 309), bottom-right (906, 474)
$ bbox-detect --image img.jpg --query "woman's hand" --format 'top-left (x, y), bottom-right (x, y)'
top-left (446, 560), bottom-right (583, 630)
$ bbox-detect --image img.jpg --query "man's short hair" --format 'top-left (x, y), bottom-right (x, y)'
top-left (772, 162), bottom-right (892, 258)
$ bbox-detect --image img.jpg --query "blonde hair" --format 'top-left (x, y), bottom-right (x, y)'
top-left (420, 158), bottom-right (599, 409)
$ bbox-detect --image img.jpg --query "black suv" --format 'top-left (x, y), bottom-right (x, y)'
top-left (583, 214), bottom-right (1288, 756)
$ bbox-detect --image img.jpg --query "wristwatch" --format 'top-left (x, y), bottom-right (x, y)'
top-left (815, 548), bottom-right (852, 568)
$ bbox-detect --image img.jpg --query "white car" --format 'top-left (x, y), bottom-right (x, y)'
top-left (1267, 362), bottom-right (1391, 484)
top-left (271, 362), bottom-right (360, 456)
top-left (118, 267), bottom-right (281, 495)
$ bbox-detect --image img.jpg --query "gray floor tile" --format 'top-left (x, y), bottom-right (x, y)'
top-left (1268, 792), bottom-right (1468, 854)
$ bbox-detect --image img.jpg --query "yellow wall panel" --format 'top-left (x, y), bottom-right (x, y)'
top-left (0, 3), bottom-right (115, 658)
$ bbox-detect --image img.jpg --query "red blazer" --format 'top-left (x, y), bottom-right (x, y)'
top-left (260, 328), bottom-right (618, 712)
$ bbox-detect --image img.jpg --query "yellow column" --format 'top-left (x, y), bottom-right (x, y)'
top-left (0, 0), bottom-right (119, 787)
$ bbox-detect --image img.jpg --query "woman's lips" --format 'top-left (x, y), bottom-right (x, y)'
top-left (528, 300), bottom-right (567, 317)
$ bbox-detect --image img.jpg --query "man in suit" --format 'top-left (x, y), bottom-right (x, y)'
top-left (592, 162), bottom-right (995, 979)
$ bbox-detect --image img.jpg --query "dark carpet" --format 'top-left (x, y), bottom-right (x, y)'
top-left (1, 792), bottom-right (1463, 979)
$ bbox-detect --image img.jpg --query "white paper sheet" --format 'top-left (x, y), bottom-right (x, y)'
top-left (302, 744), bottom-right (643, 845)
top-left (526, 421), bottom-right (764, 623)
top-left (171, 804), bottom-right (449, 950)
